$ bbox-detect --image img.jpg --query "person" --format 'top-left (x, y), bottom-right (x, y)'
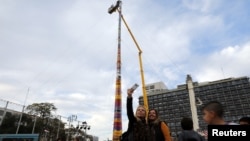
top-left (148, 108), bottom-right (172, 141)
top-left (201, 101), bottom-right (238, 125)
top-left (124, 87), bottom-right (150, 141)
top-left (177, 117), bottom-right (205, 141)
top-left (239, 116), bottom-right (250, 125)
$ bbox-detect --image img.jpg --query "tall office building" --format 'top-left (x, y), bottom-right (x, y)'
top-left (139, 75), bottom-right (250, 137)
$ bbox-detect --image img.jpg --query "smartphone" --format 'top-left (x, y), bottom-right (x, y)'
top-left (131, 83), bottom-right (139, 91)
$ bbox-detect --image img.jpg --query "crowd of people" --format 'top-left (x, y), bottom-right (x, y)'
top-left (122, 87), bottom-right (250, 141)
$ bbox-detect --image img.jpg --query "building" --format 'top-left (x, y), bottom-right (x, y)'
top-left (139, 75), bottom-right (250, 137)
top-left (0, 106), bottom-right (20, 126)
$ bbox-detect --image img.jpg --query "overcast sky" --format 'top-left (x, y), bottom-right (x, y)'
top-left (1, 0), bottom-right (250, 140)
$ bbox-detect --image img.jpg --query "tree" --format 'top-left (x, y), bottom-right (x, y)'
top-left (26, 102), bottom-right (58, 140)
top-left (26, 102), bottom-right (57, 118)
top-left (1, 102), bottom-right (66, 140)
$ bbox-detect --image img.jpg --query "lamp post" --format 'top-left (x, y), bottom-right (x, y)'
top-left (16, 105), bottom-right (25, 134)
top-left (67, 115), bottom-right (77, 141)
top-left (78, 121), bottom-right (90, 141)
top-left (56, 115), bottom-right (61, 139)
top-left (32, 115), bottom-right (37, 134)
top-left (0, 101), bottom-right (9, 126)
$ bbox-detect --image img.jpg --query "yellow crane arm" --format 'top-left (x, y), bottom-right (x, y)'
top-left (118, 9), bottom-right (149, 113)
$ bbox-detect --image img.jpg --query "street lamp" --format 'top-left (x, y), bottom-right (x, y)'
top-left (67, 115), bottom-right (77, 141)
top-left (56, 115), bottom-right (62, 139)
top-left (77, 121), bottom-right (90, 141)
top-left (32, 115), bottom-right (37, 134)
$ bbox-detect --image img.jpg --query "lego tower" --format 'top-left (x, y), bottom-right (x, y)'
top-left (108, 1), bottom-right (123, 141)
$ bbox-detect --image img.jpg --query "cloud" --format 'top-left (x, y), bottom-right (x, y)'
top-left (195, 42), bottom-right (250, 82)
top-left (182, 0), bottom-right (215, 13)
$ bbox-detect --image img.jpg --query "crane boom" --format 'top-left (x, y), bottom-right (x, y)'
top-left (117, 9), bottom-right (149, 113)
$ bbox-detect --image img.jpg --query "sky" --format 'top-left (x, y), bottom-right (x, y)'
top-left (1, 0), bottom-right (250, 140)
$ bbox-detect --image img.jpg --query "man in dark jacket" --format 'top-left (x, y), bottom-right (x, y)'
top-left (177, 117), bottom-right (205, 141)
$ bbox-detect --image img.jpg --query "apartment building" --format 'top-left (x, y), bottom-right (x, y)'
top-left (139, 75), bottom-right (250, 137)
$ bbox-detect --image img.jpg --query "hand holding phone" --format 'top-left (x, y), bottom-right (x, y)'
top-left (131, 83), bottom-right (139, 91)
top-left (127, 83), bottom-right (139, 97)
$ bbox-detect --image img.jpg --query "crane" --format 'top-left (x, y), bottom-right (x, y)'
top-left (117, 8), bottom-right (149, 113)
top-left (108, 1), bottom-right (149, 140)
